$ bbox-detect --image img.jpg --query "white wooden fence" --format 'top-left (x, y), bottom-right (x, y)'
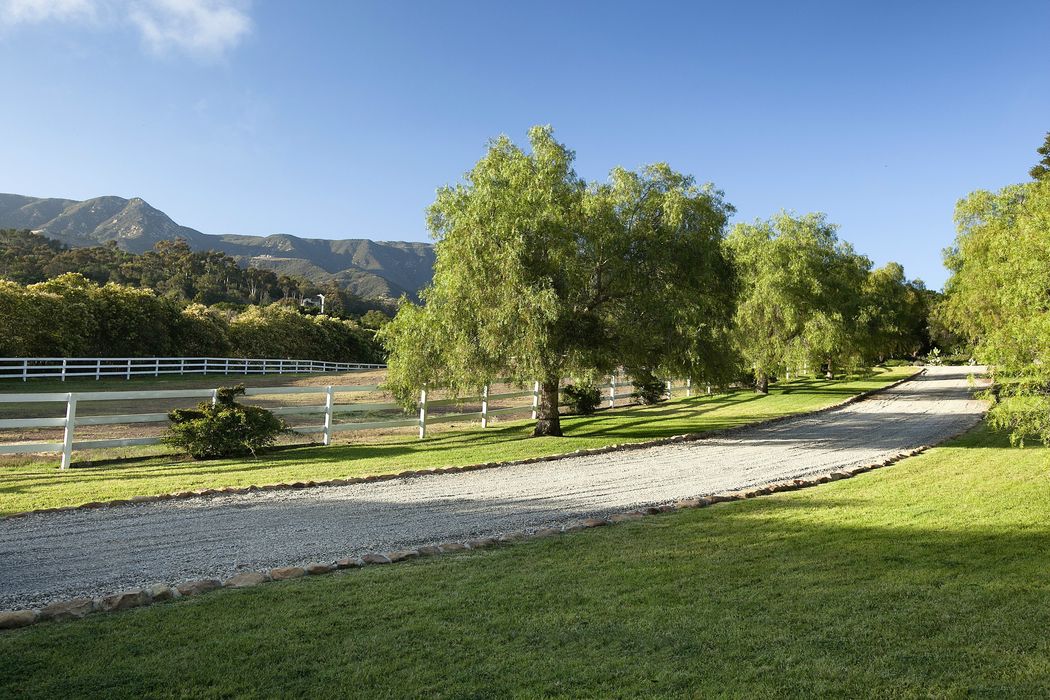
top-left (0, 357), bottom-right (387, 381)
top-left (0, 376), bottom-right (705, 469)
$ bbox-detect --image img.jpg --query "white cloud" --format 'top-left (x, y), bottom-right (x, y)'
top-left (129, 0), bottom-right (251, 58)
top-left (1, 0), bottom-right (96, 24)
top-left (0, 0), bottom-right (251, 58)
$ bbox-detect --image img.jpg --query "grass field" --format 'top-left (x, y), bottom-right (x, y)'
top-left (0, 367), bottom-right (912, 515)
top-left (1, 423), bottom-right (1046, 697)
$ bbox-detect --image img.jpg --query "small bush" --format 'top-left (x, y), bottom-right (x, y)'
top-left (562, 383), bottom-right (602, 415)
top-left (631, 372), bottom-right (667, 405)
top-left (164, 384), bottom-right (287, 460)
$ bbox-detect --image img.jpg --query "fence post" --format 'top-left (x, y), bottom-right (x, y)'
top-left (609, 374), bottom-right (616, 408)
top-left (322, 385), bottom-right (334, 446)
top-left (481, 384), bottom-right (489, 428)
top-left (686, 378), bottom-right (692, 398)
top-left (665, 380), bottom-right (672, 400)
top-left (60, 393), bottom-right (77, 470)
top-left (23, 359), bottom-right (28, 382)
top-left (418, 387), bottom-right (428, 439)
top-left (706, 384), bottom-right (712, 395)
top-left (211, 388), bottom-right (219, 407)
top-left (180, 358), bottom-right (185, 375)
top-left (126, 358), bottom-right (132, 380)
top-left (154, 358), bottom-right (160, 377)
top-left (225, 358), bottom-right (230, 375)
top-left (278, 359), bottom-right (284, 375)
top-left (61, 358), bottom-right (67, 382)
top-left (531, 381), bottom-right (540, 420)
top-left (96, 359), bottom-right (101, 381)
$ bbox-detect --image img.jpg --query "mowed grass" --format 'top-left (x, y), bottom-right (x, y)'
top-left (0, 367), bottom-right (912, 515)
top-left (2, 424), bottom-right (1048, 698)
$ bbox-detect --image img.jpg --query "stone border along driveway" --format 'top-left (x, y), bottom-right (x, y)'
top-left (2, 368), bottom-right (924, 521)
top-left (0, 425), bottom-right (975, 631)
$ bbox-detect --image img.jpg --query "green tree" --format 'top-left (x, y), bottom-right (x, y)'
top-left (1031, 131), bottom-right (1050, 181)
top-left (859, 263), bottom-right (930, 362)
top-left (381, 126), bottom-right (736, 436)
top-left (940, 179), bottom-right (1050, 443)
top-left (727, 212), bottom-right (871, 393)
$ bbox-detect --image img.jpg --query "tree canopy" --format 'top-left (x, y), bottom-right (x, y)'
top-left (940, 178), bottom-right (1050, 444)
top-left (381, 126), bottom-right (737, 436)
top-left (726, 212), bottom-right (873, 392)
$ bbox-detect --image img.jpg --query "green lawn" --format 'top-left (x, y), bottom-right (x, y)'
top-left (2, 424), bottom-right (1047, 697)
top-left (0, 367), bottom-right (912, 515)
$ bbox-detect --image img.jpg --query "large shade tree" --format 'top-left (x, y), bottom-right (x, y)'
top-left (381, 126), bottom-right (737, 436)
top-left (727, 212), bottom-right (871, 393)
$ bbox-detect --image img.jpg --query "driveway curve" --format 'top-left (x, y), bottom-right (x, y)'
top-left (0, 366), bottom-right (987, 610)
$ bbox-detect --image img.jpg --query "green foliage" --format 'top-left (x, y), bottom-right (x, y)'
top-left (727, 212), bottom-right (875, 391)
top-left (631, 371), bottom-right (667, 405)
top-left (359, 309), bottom-right (391, 330)
top-left (561, 383), bottom-right (602, 415)
top-left (1031, 131), bottom-right (1050, 181)
top-left (164, 384), bottom-right (286, 459)
top-left (0, 274), bottom-right (383, 361)
top-left (381, 126), bottom-right (736, 436)
top-left (940, 179), bottom-right (1050, 444)
top-left (858, 262), bottom-right (932, 362)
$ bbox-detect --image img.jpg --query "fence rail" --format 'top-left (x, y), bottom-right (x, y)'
top-left (0, 357), bottom-right (387, 381)
top-left (0, 375), bottom-right (704, 468)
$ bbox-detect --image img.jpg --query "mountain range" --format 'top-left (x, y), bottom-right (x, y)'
top-left (0, 193), bottom-right (436, 299)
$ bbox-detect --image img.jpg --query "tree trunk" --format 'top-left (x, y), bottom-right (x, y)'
top-left (532, 377), bottom-right (563, 437)
top-left (755, 370), bottom-right (769, 395)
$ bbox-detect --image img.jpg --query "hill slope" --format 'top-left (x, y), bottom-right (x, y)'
top-left (0, 193), bottom-right (435, 299)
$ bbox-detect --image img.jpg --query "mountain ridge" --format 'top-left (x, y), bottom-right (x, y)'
top-left (0, 193), bottom-right (435, 299)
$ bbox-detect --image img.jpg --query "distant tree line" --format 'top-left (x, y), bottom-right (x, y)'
top-left (0, 273), bottom-right (384, 362)
top-left (382, 127), bottom-right (937, 436)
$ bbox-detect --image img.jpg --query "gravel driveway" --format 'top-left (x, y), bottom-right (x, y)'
top-left (0, 366), bottom-right (987, 610)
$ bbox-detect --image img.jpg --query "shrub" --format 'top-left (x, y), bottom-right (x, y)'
top-left (562, 383), bottom-right (602, 415)
top-left (631, 372), bottom-right (667, 405)
top-left (164, 385), bottom-right (286, 460)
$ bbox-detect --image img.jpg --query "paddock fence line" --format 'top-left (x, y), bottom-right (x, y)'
top-left (0, 375), bottom-right (709, 469)
top-left (0, 357), bottom-right (387, 382)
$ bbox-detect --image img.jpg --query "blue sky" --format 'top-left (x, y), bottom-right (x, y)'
top-left (1, 1), bottom-right (1048, 289)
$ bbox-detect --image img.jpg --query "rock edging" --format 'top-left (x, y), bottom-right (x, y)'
top-left (2, 369), bottom-right (925, 521)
